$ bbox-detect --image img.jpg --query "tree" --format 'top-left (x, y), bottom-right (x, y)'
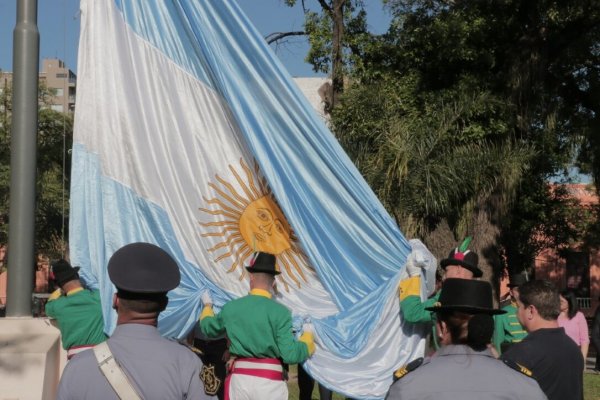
top-left (283, 0), bottom-right (370, 111)
top-left (0, 81), bottom-right (72, 259)
top-left (331, 0), bottom-right (600, 279)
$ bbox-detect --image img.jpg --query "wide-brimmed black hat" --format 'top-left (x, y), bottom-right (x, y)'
top-left (507, 271), bottom-right (529, 288)
top-left (245, 252), bottom-right (280, 275)
top-left (425, 278), bottom-right (506, 315)
top-left (51, 259), bottom-right (80, 287)
top-left (440, 238), bottom-right (483, 278)
top-left (108, 242), bottom-right (180, 293)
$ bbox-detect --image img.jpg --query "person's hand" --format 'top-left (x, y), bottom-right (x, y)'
top-left (201, 290), bottom-right (213, 307)
top-left (299, 323), bottom-right (316, 356)
top-left (405, 252), bottom-right (425, 277)
top-left (302, 323), bottom-right (314, 335)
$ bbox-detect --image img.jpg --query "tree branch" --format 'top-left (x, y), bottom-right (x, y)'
top-left (266, 31), bottom-right (307, 44)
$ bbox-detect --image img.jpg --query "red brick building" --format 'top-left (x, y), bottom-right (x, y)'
top-left (534, 184), bottom-right (599, 317)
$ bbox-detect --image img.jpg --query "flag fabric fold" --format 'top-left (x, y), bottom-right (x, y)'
top-left (70, 0), bottom-right (436, 398)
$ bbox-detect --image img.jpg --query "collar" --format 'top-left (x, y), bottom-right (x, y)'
top-left (435, 344), bottom-right (495, 359)
top-left (66, 287), bottom-right (84, 296)
top-left (250, 288), bottom-right (272, 299)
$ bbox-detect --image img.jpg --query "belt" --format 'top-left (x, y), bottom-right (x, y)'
top-left (230, 358), bottom-right (284, 380)
top-left (224, 358), bottom-right (283, 400)
top-left (67, 344), bottom-right (96, 360)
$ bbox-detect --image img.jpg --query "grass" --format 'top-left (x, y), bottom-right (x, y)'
top-left (286, 365), bottom-right (600, 400)
top-left (585, 372), bottom-right (600, 400)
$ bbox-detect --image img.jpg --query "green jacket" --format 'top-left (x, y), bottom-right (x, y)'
top-left (45, 288), bottom-right (107, 350)
top-left (493, 302), bottom-right (527, 354)
top-left (200, 289), bottom-right (309, 364)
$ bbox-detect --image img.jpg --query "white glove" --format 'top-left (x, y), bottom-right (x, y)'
top-left (302, 323), bottom-right (314, 335)
top-left (201, 290), bottom-right (213, 306)
top-left (405, 252), bottom-right (424, 277)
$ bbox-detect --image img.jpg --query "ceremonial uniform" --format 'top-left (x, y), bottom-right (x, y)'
top-left (57, 324), bottom-right (214, 400)
top-left (200, 252), bottom-right (313, 400)
top-left (501, 327), bottom-right (583, 400)
top-left (493, 302), bottom-right (527, 354)
top-left (46, 288), bottom-right (107, 351)
top-left (386, 345), bottom-right (547, 400)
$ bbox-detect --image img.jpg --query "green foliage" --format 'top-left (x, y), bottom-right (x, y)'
top-left (0, 81), bottom-right (72, 258)
top-left (327, 0), bottom-right (600, 270)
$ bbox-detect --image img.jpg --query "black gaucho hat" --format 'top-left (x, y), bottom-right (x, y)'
top-left (426, 278), bottom-right (506, 315)
top-left (507, 271), bottom-right (529, 288)
top-left (108, 242), bottom-right (180, 293)
top-left (51, 259), bottom-right (80, 287)
top-left (245, 252), bottom-right (280, 275)
top-left (440, 237), bottom-right (483, 278)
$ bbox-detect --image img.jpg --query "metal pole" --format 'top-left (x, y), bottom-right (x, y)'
top-left (6, 0), bottom-right (39, 317)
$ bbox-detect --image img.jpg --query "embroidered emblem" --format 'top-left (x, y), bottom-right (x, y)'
top-left (200, 364), bottom-right (221, 396)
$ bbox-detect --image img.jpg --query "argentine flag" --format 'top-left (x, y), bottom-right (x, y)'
top-left (70, 0), bottom-right (437, 398)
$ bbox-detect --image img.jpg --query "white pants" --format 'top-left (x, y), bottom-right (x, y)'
top-left (228, 374), bottom-right (288, 400)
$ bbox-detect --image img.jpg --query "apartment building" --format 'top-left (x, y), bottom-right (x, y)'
top-left (0, 58), bottom-right (76, 114)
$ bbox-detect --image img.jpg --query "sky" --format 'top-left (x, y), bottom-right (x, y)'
top-left (0, 0), bottom-right (391, 77)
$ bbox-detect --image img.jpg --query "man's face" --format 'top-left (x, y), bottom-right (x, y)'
top-left (444, 264), bottom-right (474, 280)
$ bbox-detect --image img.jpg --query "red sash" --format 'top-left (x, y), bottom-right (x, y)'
top-left (224, 358), bottom-right (283, 400)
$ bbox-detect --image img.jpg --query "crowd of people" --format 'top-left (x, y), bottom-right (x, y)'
top-left (39, 239), bottom-right (597, 399)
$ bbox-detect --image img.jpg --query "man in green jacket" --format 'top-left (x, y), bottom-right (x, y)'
top-left (45, 259), bottom-right (107, 359)
top-left (200, 251), bottom-right (315, 399)
top-left (493, 271), bottom-right (529, 354)
top-left (399, 238), bottom-right (482, 324)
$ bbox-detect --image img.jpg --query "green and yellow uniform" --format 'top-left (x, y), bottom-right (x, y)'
top-left (45, 288), bottom-right (107, 350)
top-left (200, 288), bottom-right (313, 364)
top-left (493, 302), bottom-right (527, 354)
top-left (400, 276), bottom-right (439, 323)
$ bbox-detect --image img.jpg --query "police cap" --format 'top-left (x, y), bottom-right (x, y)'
top-left (108, 242), bottom-right (180, 293)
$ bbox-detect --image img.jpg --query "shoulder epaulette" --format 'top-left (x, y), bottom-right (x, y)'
top-left (503, 358), bottom-right (533, 377)
top-left (393, 357), bottom-right (423, 381)
top-left (175, 340), bottom-right (203, 356)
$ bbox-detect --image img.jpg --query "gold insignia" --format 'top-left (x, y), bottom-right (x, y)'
top-left (432, 302), bottom-right (441, 307)
top-left (503, 358), bottom-right (533, 378)
top-left (200, 364), bottom-right (221, 396)
top-left (394, 366), bottom-right (409, 379)
top-left (392, 357), bottom-right (423, 381)
top-left (516, 363), bottom-right (533, 377)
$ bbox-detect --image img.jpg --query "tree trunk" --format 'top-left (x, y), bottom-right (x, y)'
top-left (329, 0), bottom-right (345, 112)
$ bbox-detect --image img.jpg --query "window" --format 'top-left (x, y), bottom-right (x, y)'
top-left (565, 251), bottom-right (590, 298)
top-left (55, 88), bottom-right (64, 97)
top-left (56, 73), bottom-right (67, 78)
top-left (51, 104), bottom-right (64, 112)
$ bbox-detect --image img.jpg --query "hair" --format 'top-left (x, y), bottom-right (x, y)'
top-left (251, 272), bottom-right (275, 286)
top-left (518, 280), bottom-right (560, 321)
top-left (560, 290), bottom-right (579, 319)
top-left (437, 311), bottom-right (494, 351)
top-left (117, 291), bottom-right (168, 314)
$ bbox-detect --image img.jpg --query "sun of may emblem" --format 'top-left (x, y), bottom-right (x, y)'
top-left (199, 158), bottom-right (309, 290)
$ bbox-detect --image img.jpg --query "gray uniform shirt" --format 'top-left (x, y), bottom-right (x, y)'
top-left (386, 345), bottom-right (547, 400)
top-left (57, 323), bottom-right (215, 400)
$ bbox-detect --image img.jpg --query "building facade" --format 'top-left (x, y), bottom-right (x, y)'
top-left (0, 58), bottom-right (76, 114)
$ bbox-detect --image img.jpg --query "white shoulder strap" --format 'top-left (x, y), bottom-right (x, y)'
top-left (93, 342), bottom-right (142, 400)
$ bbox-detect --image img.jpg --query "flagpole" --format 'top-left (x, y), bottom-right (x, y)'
top-left (6, 0), bottom-right (39, 317)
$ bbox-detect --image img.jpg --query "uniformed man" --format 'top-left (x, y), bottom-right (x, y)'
top-left (493, 271), bottom-right (529, 354)
top-left (386, 279), bottom-right (547, 400)
top-left (45, 259), bottom-right (107, 359)
top-left (56, 242), bottom-right (215, 400)
top-left (399, 237), bottom-right (482, 325)
top-left (200, 251), bottom-right (315, 399)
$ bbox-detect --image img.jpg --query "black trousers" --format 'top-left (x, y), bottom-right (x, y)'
top-left (298, 363), bottom-right (332, 400)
